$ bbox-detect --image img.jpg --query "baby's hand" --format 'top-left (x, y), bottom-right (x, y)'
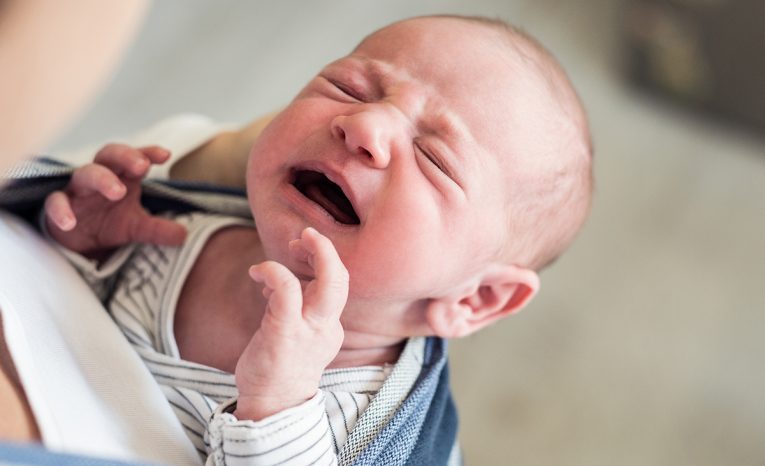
top-left (234, 227), bottom-right (348, 420)
top-left (44, 144), bottom-right (187, 256)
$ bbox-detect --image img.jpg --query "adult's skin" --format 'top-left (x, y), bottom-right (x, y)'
top-left (0, 0), bottom-right (148, 441)
top-left (0, 0), bottom-right (149, 177)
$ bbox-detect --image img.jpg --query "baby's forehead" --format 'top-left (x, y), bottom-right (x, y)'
top-left (326, 18), bottom-right (579, 188)
top-left (328, 53), bottom-right (513, 166)
top-left (348, 27), bottom-right (542, 142)
top-left (354, 18), bottom-right (517, 78)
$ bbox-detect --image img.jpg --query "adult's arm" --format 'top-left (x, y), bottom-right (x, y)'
top-left (0, 0), bottom-right (149, 177)
top-left (0, 317), bottom-right (39, 442)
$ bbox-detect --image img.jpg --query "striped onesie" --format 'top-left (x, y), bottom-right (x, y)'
top-left (60, 212), bottom-right (425, 465)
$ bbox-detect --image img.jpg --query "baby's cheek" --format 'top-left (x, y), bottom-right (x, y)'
top-left (343, 227), bottom-right (445, 300)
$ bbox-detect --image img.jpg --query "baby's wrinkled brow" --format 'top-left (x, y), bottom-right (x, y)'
top-left (430, 111), bottom-right (471, 147)
top-left (342, 55), bottom-right (403, 87)
top-left (338, 54), bottom-right (480, 187)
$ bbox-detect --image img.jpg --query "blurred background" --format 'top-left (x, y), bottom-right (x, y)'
top-left (52, 0), bottom-right (765, 464)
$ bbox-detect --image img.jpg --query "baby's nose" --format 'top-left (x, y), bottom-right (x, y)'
top-left (330, 112), bottom-right (391, 169)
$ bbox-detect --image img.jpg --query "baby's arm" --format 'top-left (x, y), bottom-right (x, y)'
top-left (205, 227), bottom-right (346, 465)
top-left (236, 227), bottom-right (346, 418)
top-left (169, 112), bottom-right (277, 187)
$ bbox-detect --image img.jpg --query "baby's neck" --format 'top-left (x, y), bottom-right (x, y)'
top-left (330, 332), bottom-right (407, 368)
top-left (179, 226), bottom-right (408, 372)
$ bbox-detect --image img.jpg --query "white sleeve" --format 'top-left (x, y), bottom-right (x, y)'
top-left (205, 391), bottom-right (337, 466)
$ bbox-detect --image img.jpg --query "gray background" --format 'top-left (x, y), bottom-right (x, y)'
top-left (53, 1), bottom-right (765, 465)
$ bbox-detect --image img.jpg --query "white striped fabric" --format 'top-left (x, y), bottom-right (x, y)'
top-left (60, 212), bottom-right (400, 465)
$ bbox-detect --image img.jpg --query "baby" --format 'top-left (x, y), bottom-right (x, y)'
top-left (43, 14), bottom-right (592, 466)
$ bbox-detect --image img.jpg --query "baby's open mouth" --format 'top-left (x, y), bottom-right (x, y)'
top-left (292, 169), bottom-right (360, 225)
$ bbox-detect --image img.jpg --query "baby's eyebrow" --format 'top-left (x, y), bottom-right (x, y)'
top-left (430, 111), bottom-right (471, 147)
top-left (342, 55), bottom-right (396, 86)
top-left (425, 107), bottom-right (475, 164)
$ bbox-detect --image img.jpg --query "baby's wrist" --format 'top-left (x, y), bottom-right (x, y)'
top-left (234, 360), bottom-right (326, 420)
top-left (233, 392), bottom-right (315, 421)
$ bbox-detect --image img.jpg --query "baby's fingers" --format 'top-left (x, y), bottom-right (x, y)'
top-left (299, 228), bottom-right (348, 321)
top-left (131, 215), bottom-right (187, 246)
top-left (93, 144), bottom-right (169, 179)
top-left (249, 262), bottom-right (303, 321)
top-left (44, 191), bottom-right (76, 231)
top-left (137, 145), bottom-right (171, 164)
top-left (69, 163), bottom-right (126, 200)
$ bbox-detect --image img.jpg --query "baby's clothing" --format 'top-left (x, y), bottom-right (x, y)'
top-left (1, 123), bottom-right (461, 465)
top-left (58, 211), bottom-right (425, 465)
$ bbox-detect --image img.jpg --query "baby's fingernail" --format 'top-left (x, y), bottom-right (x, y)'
top-left (248, 264), bottom-right (263, 278)
top-left (109, 182), bottom-right (125, 197)
top-left (134, 158), bottom-right (148, 171)
top-left (59, 215), bottom-right (75, 230)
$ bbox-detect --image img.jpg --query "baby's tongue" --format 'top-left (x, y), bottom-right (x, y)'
top-left (304, 184), bottom-right (356, 225)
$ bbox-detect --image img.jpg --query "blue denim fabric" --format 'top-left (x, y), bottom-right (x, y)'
top-left (0, 442), bottom-right (157, 466)
top-left (351, 337), bottom-right (458, 466)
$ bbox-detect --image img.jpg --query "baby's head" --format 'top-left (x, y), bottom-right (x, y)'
top-left (246, 15), bottom-right (592, 340)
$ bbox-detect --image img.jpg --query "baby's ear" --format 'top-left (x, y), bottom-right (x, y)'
top-left (426, 265), bottom-right (540, 339)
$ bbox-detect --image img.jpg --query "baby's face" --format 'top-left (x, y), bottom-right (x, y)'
top-left (247, 17), bottom-right (554, 332)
